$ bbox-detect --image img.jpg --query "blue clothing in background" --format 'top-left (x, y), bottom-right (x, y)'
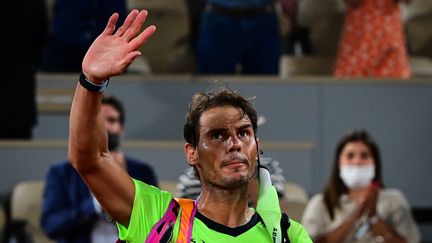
top-left (50, 0), bottom-right (126, 45)
top-left (207, 0), bottom-right (275, 7)
top-left (40, 157), bottom-right (158, 243)
top-left (41, 0), bottom-right (127, 72)
top-left (197, 8), bottom-right (281, 74)
top-left (196, 0), bottom-right (281, 74)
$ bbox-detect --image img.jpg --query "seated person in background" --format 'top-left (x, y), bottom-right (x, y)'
top-left (301, 129), bottom-right (421, 243)
top-left (40, 95), bottom-right (158, 243)
top-left (176, 156), bottom-right (290, 211)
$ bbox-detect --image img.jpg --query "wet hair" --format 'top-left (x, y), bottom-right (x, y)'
top-left (102, 95), bottom-right (125, 126)
top-left (323, 129), bottom-right (384, 220)
top-left (183, 88), bottom-right (258, 147)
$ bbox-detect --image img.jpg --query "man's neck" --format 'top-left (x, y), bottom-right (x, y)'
top-left (197, 185), bottom-right (254, 228)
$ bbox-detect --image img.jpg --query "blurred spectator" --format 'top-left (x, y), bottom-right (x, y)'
top-left (333, 0), bottom-right (412, 78)
top-left (185, 0), bottom-right (207, 57)
top-left (301, 129), bottom-right (420, 243)
top-left (166, 0), bottom-right (207, 74)
top-left (196, 0), bottom-right (297, 74)
top-left (282, 0), bottom-right (313, 56)
top-left (0, 1), bottom-right (48, 139)
top-left (40, 95), bottom-right (158, 243)
top-left (40, 0), bottom-right (127, 72)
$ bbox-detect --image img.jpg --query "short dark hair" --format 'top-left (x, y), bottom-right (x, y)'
top-left (323, 129), bottom-right (383, 220)
top-left (183, 88), bottom-right (258, 147)
top-left (102, 95), bottom-right (125, 126)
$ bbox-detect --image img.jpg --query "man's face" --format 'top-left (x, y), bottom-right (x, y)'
top-left (101, 104), bottom-right (123, 135)
top-left (187, 105), bottom-right (258, 189)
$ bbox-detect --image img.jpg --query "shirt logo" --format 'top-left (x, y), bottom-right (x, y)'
top-left (272, 228), bottom-right (277, 242)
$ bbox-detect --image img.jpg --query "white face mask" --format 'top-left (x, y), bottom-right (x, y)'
top-left (340, 164), bottom-right (375, 189)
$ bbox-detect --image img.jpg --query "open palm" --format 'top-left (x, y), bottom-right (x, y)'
top-left (82, 10), bottom-right (156, 82)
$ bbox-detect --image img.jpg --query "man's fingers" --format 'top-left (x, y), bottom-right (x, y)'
top-left (125, 51), bottom-right (142, 64)
top-left (114, 9), bottom-right (140, 37)
top-left (128, 25), bottom-right (156, 51)
top-left (111, 51), bottom-right (142, 76)
top-left (123, 10), bottom-right (149, 41)
top-left (102, 13), bottom-right (119, 36)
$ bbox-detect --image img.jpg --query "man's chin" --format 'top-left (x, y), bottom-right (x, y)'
top-left (221, 173), bottom-right (251, 188)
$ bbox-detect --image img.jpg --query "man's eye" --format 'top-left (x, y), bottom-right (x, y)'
top-left (347, 153), bottom-right (354, 159)
top-left (239, 131), bottom-right (248, 137)
top-left (211, 133), bottom-right (223, 140)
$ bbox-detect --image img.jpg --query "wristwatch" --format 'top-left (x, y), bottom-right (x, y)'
top-left (79, 72), bottom-right (110, 92)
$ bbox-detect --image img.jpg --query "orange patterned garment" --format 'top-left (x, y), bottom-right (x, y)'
top-left (334, 0), bottom-right (411, 78)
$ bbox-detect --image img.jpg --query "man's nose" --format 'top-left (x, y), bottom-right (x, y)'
top-left (227, 135), bottom-right (241, 152)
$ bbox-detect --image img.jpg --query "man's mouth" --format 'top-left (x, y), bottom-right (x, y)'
top-left (221, 157), bottom-right (248, 167)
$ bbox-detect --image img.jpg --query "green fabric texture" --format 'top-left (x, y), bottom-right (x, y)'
top-left (117, 179), bottom-right (312, 242)
top-left (257, 167), bottom-right (282, 242)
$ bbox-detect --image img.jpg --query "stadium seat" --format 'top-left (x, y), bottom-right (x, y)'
top-left (282, 182), bottom-right (309, 221)
top-left (406, 13), bottom-right (432, 59)
top-left (279, 55), bottom-right (334, 77)
top-left (159, 180), bottom-right (178, 196)
top-left (128, 0), bottom-right (188, 73)
top-left (0, 206), bottom-right (5, 237)
top-left (10, 180), bottom-right (54, 243)
top-left (410, 57), bottom-right (432, 78)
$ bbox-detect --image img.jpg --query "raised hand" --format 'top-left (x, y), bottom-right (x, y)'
top-left (356, 182), bottom-right (379, 217)
top-left (82, 9), bottom-right (156, 83)
top-left (365, 181), bottom-right (380, 216)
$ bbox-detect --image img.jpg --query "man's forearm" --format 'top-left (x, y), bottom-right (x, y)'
top-left (68, 83), bottom-right (107, 172)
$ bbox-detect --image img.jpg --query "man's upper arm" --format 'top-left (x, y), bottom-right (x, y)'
top-left (126, 158), bottom-right (158, 187)
top-left (75, 153), bottom-right (135, 227)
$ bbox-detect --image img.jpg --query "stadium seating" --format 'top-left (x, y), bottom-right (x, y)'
top-left (9, 180), bottom-right (54, 243)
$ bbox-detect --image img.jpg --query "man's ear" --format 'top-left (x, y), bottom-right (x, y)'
top-left (185, 143), bottom-right (198, 166)
top-left (255, 137), bottom-right (261, 157)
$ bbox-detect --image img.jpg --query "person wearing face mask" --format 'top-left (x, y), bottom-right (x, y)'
top-left (301, 129), bottom-right (421, 243)
top-left (40, 95), bottom-right (158, 243)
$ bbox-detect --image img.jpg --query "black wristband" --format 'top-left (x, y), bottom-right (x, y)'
top-left (79, 72), bottom-right (109, 92)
